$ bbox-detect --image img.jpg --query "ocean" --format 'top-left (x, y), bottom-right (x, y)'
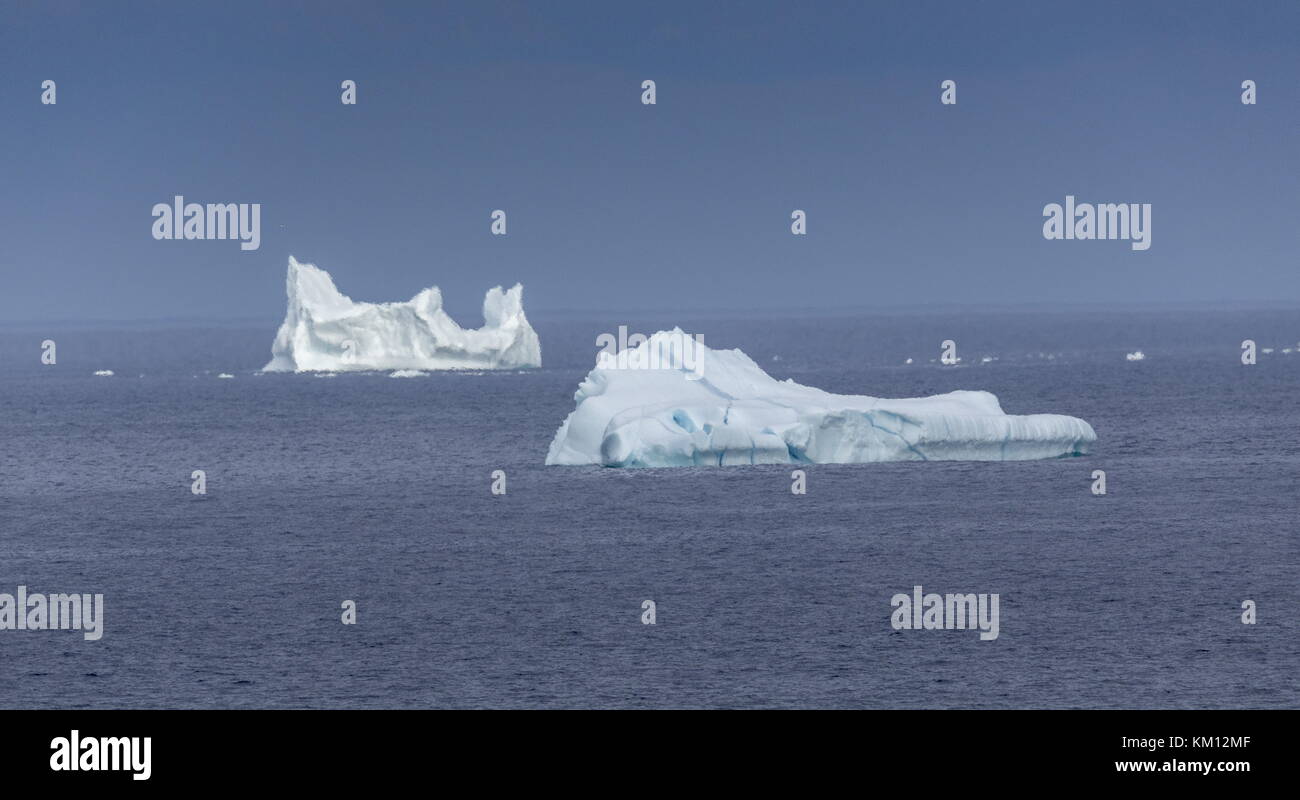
top-left (1, 309), bottom-right (1296, 708)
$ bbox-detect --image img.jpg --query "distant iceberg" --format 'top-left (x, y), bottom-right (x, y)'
top-left (263, 256), bottom-right (541, 372)
top-left (546, 330), bottom-right (1096, 467)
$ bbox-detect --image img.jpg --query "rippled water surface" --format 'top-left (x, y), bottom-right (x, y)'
top-left (1, 310), bottom-right (1296, 708)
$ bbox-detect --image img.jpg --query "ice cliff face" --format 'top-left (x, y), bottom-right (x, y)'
top-left (263, 256), bottom-right (541, 372)
top-left (546, 330), bottom-right (1096, 467)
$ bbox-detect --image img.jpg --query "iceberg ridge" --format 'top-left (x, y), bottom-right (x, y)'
top-left (545, 330), bottom-right (1096, 467)
top-left (263, 256), bottom-right (541, 372)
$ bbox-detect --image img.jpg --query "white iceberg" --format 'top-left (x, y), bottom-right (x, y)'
top-left (263, 256), bottom-right (541, 372)
top-left (546, 330), bottom-right (1096, 467)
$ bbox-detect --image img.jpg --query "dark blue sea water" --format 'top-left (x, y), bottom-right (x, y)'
top-left (1, 310), bottom-right (1297, 708)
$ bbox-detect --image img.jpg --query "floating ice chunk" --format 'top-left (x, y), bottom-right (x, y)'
top-left (217, 373), bottom-right (234, 379)
top-left (263, 256), bottom-right (541, 372)
top-left (1125, 351), bottom-right (1145, 361)
top-left (93, 370), bottom-right (114, 377)
top-left (389, 369), bottom-right (428, 378)
top-left (545, 330), bottom-right (1097, 468)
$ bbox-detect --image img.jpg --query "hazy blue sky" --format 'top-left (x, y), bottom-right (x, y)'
top-left (2, 0), bottom-right (1297, 322)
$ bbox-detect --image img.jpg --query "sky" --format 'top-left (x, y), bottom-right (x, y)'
top-left (1, 0), bottom-right (1297, 323)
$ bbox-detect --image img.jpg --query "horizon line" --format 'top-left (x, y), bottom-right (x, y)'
top-left (2, 298), bottom-right (1298, 331)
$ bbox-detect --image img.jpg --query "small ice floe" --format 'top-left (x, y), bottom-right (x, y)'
top-left (904, 358), bottom-right (914, 365)
top-left (980, 355), bottom-right (996, 364)
top-left (389, 369), bottom-right (428, 378)
top-left (1262, 348), bottom-right (1274, 354)
top-left (313, 372), bottom-right (338, 378)
top-left (1125, 351), bottom-right (1146, 361)
top-left (93, 370), bottom-right (114, 377)
top-left (771, 355), bottom-right (781, 362)
top-left (1283, 348), bottom-right (1294, 355)
top-left (217, 373), bottom-right (235, 379)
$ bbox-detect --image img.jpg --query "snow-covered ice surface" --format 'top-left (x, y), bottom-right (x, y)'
top-left (546, 330), bottom-right (1097, 467)
top-left (263, 256), bottom-right (541, 372)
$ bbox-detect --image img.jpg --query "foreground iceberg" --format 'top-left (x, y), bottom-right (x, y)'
top-left (546, 330), bottom-right (1096, 467)
top-left (263, 256), bottom-right (540, 372)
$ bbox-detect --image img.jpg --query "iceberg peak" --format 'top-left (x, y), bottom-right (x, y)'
top-left (263, 256), bottom-right (541, 372)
